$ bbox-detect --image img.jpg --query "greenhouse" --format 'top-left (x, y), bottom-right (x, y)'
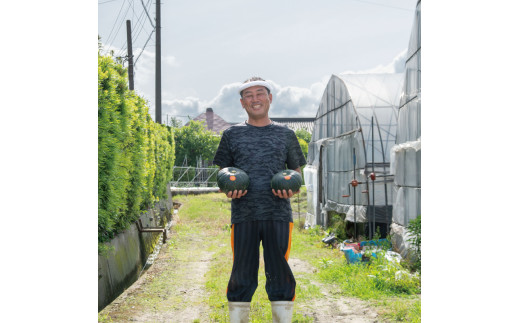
top-left (304, 72), bottom-right (404, 239)
top-left (390, 0), bottom-right (421, 256)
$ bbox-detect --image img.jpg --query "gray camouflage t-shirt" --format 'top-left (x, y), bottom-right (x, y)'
top-left (213, 121), bottom-right (306, 224)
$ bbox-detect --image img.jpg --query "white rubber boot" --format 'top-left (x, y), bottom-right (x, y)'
top-left (271, 301), bottom-right (294, 323)
top-left (228, 302), bottom-right (251, 323)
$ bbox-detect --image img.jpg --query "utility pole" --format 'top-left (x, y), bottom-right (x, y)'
top-left (125, 20), bottom-right (135, 91)
top-left (155, 0), bottom-right (162, 124)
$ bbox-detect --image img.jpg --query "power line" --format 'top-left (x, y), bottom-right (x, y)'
top-left (132, 0), bottom-right (152, 45)
top-left (108, 0), bottom-right (132, 52)
top-left (116, 0), bottom-right (154, 58)
top-left (132, 3), bottom-right (148, 39)
top-left (140, 0), bottom-right (155, 28)
top-left (134, 27), bottom-right (155, 64)
top-left (102, 0), bottom-right (157, 68)
top-left (104, 0), bottom-right (126, 46)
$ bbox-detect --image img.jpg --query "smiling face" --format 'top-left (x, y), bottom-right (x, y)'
top-left (240, 85), bottom-right (272, 122)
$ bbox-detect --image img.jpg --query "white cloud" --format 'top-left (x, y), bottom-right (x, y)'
top-left (100, 45), bottom-right (406, 124)
top-left (157, 80), bottom-right (325, 124)
top-left (341, 50), bottom-right (407, 74)
top-left (268, 81), bottom-right (324, 119)
top-left (202, 81), bottom-right (324, 123)
top-left (161, 97), bottom-right (206, 122)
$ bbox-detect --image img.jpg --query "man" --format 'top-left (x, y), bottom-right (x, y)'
top-left (213, 77), bottom-right (306, 323)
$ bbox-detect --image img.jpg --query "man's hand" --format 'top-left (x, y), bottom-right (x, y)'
top-left (272, 189), bottom-right (300, 199)
top-left (219, 189), bottom-right (248, 199)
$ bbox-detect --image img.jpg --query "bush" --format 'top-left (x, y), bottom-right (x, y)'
top-left (98, 54), bottom-right (175, 244)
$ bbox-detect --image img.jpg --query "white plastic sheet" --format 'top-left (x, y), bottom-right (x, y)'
top-left (391, 0), bottom-right (421, 238)
top-left (303, 165), bottom-right (319, 227)
top-left (390, 138), bottom-right (421, 187)
top-left (392, 186), bottom-right (421, 226)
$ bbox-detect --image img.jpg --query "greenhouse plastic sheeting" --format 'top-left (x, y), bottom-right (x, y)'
top-left (391, 0), bottom-right (421, 234)
top-left (305, 134), bottom-right (367, 225)
top-left (396, 96), bottom-right (421, 144)
top-left (324, 132), bottom-right (366, 176)
top-left (320, 133), bottom-right (367, 222)
top-left (307, 75), bottom-right (359, 167)
top-left (304, 166), bottom-right (319, 227)
top-left (393, 186), bottom-right (421, 226)
top-left (391, 139), bottom-right (421, 187)
top-left (400, 0), bottom-right (420, 109)
top-left (397, 0), bottom-right (420, 145)
top-left (338, 73), bottom-right (403, 163)
top-left (304, 71), bottom-right (406, 227)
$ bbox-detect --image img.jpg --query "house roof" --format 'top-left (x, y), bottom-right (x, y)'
top-left (189, 108), bottom-right (233, 134)
top-left (188, 109), bottom-right (315, 134)
top-left (271, 118), bottom-right (315, 133)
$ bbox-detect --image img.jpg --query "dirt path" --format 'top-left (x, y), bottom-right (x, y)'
top-left (99, 212), bottom-right (214, 322)
top-left (289, 258), bottom-right (379, 322)
top-left (99, 204), bottom-right (384, 322)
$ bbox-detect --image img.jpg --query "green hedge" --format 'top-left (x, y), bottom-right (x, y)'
top-left (98, 54), bottom-right (175, 243)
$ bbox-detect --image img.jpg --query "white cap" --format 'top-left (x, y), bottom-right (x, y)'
top-left (238, 80), bottom-right (273, 95)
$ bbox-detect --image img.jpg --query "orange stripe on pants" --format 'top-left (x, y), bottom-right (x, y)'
top-left (227, 224), bottom-right (235, 295)
top-left (231, 224), bottom-right (235, 261)
top-left (284, 222), bottom-right (293, 261)
top-left (287, 222), bottom-right (295, 301)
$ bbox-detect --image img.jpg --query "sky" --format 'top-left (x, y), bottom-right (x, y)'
top-left (98, 0), bottom-right (418, 124)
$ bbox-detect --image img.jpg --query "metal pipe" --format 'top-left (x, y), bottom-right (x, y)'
top-left (137, 219), bottom-right (167, 243)
top-left (353, 147), bottom-right (357, 240)
top-left (374, 115), bottom-right (390, 235)
top-left (371, 116), bottom-right (375, 239)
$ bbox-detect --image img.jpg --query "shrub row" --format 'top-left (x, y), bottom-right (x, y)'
top-left (98, 54), bottom-right (175, 243)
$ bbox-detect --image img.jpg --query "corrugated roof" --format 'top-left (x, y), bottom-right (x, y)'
top-left (270, 118), bottom-right (315, 133)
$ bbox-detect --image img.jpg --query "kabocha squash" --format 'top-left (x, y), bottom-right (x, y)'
top-left (271, 169), bottom-right (302, 192)
top-left (217, 167), bottom-right (250, 193)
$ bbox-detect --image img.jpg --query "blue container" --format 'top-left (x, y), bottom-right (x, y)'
top-left (342, 248), bottom-right (363, 263)
top-left (342, 239), bottom-right (390, 263)
top-left (360, 239), bottom-right (390, 248)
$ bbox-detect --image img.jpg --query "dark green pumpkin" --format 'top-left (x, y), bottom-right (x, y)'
top-left (217, 167), bottom-right (250, 193)
top-left (271, 170), bottom-right (302, 192)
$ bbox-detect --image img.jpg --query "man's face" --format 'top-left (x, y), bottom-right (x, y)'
top-left (240, 85), bottom-right (272, 120)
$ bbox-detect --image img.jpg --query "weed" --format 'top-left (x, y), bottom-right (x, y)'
top-left (406, 215), bottom-right (421, 272)
top-left (222, 223), bottom-right (232, 232)
top-left (97, 312), bottom-right (113, 322)
top-left (98, 242), bottom-right (115, 256)
top-left (319, 257), bottom-right (333, 269)
top-left (307, 225), bottom-right (323, 237)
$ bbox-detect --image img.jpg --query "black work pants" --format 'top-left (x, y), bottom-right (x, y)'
top-left (227, 220), bottom-right (296, 302)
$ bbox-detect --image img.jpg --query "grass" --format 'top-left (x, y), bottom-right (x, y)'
top-left (200, 189), bottom-right (420, 322)
top-left (100, 189), bottom-right (420, 322)
top-left (200, 190), bottom-right (316, 322)
top-left (289, 219), bottom-right (421, 322)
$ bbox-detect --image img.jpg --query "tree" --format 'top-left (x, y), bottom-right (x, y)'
top-left (173, 120), bottom-right (221, 166)
top-left (295, 129), bottom-right (311, 143)
top-left (298, 138), bottom-right (308, 160)
top-left (167, 116), bottom-right (184, 128)
top-left (295, 129), bottom-right (311, 160)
